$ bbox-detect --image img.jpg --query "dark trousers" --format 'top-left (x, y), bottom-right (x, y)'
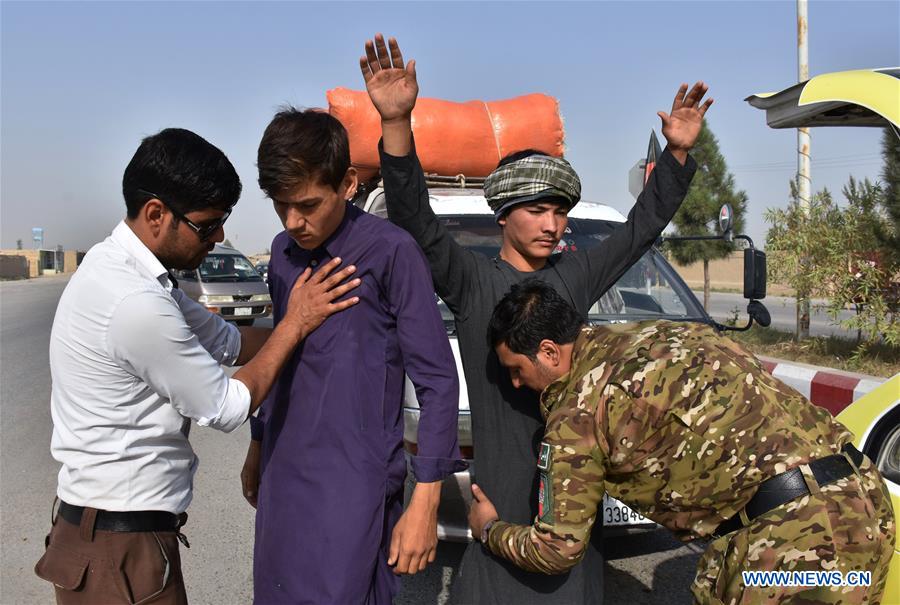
top-left (35, 503), bottom-right (188, 605)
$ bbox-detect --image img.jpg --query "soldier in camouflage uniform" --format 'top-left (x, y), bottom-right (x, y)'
top-left (469, 279), bottom-right (895, 605)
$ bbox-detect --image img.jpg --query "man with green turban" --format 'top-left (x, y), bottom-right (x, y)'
top-left (360, 33), bottom-right (712, 603)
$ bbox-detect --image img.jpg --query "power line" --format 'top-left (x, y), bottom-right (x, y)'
top-left (731, 152), bottom-right (881, 171)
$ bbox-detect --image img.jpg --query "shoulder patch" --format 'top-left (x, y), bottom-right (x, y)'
top-left (537, 442), bottom-right (552, 470)
top-left (538, 472), bottom-right (554, 524)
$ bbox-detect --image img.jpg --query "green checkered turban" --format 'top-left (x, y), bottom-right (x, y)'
top-left (484, 155), bottom-right (581, 221)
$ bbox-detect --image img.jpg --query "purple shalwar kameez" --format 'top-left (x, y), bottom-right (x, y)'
top-left (250, 202), bottom-right (464, 605)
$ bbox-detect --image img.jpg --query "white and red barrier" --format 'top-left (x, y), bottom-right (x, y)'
top-left (758, 355), bottom-right (887, 416)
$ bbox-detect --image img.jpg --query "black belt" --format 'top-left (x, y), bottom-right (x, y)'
top-left (58, 501), bottom-right (186, 533)
top-left (713, 443), bottom-right (865, 538)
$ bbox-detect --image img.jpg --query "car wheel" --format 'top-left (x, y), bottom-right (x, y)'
top-left (864, 405), bottom-right (900, 485)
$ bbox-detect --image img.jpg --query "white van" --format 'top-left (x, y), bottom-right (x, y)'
top-left (356, 178), bottom-right (715, 540)
top-left (174, 244), bottom-right (272, 326)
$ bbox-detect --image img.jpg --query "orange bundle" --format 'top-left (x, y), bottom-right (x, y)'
top-left (327, 88), bottom-right (565, 181)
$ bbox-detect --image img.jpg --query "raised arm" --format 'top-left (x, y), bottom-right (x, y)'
top-left (582, 82), bottom-right (712, 304)
top-left (361, 33), bottom-right (480, 316)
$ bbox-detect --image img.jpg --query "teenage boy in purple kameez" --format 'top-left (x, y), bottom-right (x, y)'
top-left (241, 108), bottom-right (465, 604)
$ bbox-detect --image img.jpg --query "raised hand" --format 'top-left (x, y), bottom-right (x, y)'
top-left (657, 81), bottom-right (713, 157)
top-left (284, 257), bottom-right (360, 339)
top-left (360, 33), bottom-right (418, 123)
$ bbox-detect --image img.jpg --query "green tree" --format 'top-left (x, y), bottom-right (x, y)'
top-left (666, 122), bottom-right (748, 310)
top-left (765, 184), bottom-right (832, 313)
top-left (766, 179), bottom-right (899, 351)
top-left (876, 126), bottom-right (900, 264)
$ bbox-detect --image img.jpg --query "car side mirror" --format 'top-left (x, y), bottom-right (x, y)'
top-left (719, 204), bottom-right (733, 234)
top-left (744, 248), bottom-right (766, 300)
top-left (747, 300), bottom-right (771, 328)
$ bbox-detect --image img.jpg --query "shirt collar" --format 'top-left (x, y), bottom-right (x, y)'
top-left (281, 201), bottom-right (356, 261)
top-left (539, 326), bottom-right (594, 420)
top-left (110, 221), bottom-right (176, 292)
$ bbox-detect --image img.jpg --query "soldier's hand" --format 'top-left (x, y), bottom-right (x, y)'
top-left (469, 484), bottom-right (499, 541)
top-left (360, 33), bottom-right (418, 123)
top-left (657, 81), bottom-right (713, 164)
top-left (240, 439), bottom-right (261, 509)
top-left (388, 481), bottom-right (440, 575)
top-left (283, 257), bottom-right (360, 340)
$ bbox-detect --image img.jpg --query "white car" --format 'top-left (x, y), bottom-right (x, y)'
top-left (357, 179), bottom-right (720, 541)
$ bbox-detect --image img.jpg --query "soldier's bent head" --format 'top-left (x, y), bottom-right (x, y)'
top-left (489, 279), bottom-right (583, 392)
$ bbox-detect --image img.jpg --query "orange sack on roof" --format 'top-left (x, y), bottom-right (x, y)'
top-left (327, 88), bottom-right (565, 181)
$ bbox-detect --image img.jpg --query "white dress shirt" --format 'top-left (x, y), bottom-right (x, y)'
top-left (50, 221), bottom-right (251, 514)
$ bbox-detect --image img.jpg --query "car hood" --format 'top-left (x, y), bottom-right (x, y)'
top-left (746, 67), bottom-right (899, 129)
top-left (197, 281), bottom-right (269, 296)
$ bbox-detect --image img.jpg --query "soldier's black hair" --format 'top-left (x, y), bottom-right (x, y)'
top-left (489, 278), bottom-right (584, 359)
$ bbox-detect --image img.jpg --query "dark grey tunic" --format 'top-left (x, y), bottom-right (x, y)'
top-left (380, 142), bottom-right (696, 604)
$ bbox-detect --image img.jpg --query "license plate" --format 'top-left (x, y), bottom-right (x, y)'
top-left (602, 495), bottom-right (650, 526)
top-left (233, 307), bottom-right (252, 316)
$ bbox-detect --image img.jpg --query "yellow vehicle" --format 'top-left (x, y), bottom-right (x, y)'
top-left (748, 67), bottom-right (899, 603)
top-left (836, 376), bottom-right (900, 604)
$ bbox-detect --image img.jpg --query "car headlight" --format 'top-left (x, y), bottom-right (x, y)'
top-left (250, 294), bottom-right (271, 302)
top-left (198, 295), bottom-right (233, 304)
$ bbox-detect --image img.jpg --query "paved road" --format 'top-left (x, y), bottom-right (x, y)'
top-left (0, 275), bottom-right (710, 604)
top-left (695, 290), bottom-right (859, 339)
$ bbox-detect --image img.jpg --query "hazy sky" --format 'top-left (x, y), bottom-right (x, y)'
top-left (2, 1), bottom-right (898, 254)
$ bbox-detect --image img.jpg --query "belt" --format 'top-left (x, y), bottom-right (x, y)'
top-left (713, 443), bottom-right (865, 538)
top-left (58, 501), bottom-right (186, 533)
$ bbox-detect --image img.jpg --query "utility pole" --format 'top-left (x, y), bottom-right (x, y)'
top-left (796, 0), bottom-right (811, 340)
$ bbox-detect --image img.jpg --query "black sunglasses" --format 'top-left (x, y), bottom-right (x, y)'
top-left (137, 189), bottom-right (231, 242)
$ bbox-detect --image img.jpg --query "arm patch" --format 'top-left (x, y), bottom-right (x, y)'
top-left (537, 442), bottom-right (551, 470)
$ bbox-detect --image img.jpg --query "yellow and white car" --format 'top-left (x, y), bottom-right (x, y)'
top-left (748, 67), bottom-right (899, 603)
top-left (836, 375), bottom-right (900, 604)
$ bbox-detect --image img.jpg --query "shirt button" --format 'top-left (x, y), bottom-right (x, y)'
top-left (310, 260), bottom-right (318, 267)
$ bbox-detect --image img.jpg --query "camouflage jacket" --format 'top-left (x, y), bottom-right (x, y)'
top-left (486, 321), bottom-right (853, 574)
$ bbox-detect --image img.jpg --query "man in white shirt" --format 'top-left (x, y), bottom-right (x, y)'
top-left (34, 128), bottom-right (360, 605)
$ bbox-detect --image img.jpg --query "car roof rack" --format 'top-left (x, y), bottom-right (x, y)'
top-left (352, 172), bottom-right (486, 206)
top-left (423, 173), bottom-right (486, 189)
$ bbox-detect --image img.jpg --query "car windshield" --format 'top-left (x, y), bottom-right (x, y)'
top-left (198, 254), bottom-right (263, 282)
top-left (437, 215), bottom-right (707, 326)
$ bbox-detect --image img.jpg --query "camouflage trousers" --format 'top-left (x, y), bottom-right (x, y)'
top-left (692, 456), bottom-right (895, 605)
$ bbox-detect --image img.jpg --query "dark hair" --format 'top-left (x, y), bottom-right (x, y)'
top-left (257, 107), bottom-right (350, 198)
top-left (488, 278), bottom-right (584, 359)
top-left (497, 148), bottom-right (552, 168)
top-left (122, 128), bottom-right (241, 219)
